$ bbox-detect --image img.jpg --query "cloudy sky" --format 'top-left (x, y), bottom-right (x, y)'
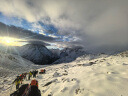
top-left (0, 0), bottom-right (128, 52)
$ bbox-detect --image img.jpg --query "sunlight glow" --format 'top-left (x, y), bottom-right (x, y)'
top-left (0, 37), bottom-right (26, 46)
top-left (6, 40), bottom-right (11, 43)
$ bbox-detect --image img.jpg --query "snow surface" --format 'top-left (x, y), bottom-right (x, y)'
top-left (0, 51), bottom-right (41, 76)
top-left (0, 51), bottom-right (42, 95)
top-left (1, 52), bottom-right (128, 96)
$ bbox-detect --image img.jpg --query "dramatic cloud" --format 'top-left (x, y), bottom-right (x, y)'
top-left (27, 41), bottom-right (51, 46)
top-left (0, 22), bottom-right (57, 42)
top-left (0, 0), bottom-right (128, 52)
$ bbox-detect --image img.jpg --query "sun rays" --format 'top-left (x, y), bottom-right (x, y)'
top-left (0, 37), bottom-right (26, 46)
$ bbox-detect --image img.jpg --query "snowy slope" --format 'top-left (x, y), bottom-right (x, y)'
top-left (36, 52), bottom-right (128, 96)
top-left (0, 51), bottom-right (42, 95)
top-left (2, 51), bottom-right (128, 96)
top-left (0, 51), bottom-right (40, 77)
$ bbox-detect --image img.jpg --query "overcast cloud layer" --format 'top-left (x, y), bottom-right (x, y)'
top-left (0, 0), bottom-right (128, 53)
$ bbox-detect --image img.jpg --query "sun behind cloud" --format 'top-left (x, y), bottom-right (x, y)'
top-left (0, 37), bottom-right (26, 46)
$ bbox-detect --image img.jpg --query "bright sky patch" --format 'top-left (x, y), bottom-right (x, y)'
top-left (0, 37), bottom-right (26, 46)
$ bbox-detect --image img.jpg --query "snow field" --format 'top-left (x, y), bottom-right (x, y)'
top-left (1, 52), bottom-right (128, 96)
top-left (37, 56), bottom-right (128, 96)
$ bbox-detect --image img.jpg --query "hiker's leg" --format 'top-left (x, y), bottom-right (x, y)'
top-left (16, 85), bottom-right (17, 90)
top-left (16, 84), bottom-right (19, 90)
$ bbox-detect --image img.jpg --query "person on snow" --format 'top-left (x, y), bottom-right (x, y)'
top-left (10, 79), bottom-right (41, 96)
top-left (35, 70), bottom-right (38, 77)
top-left (30, 79), bottom-right (38, 87)
top-left (19, 74), bottom-right (24, 84)
top-left (32, 70), bottom-right (35, 78)
top-left (39, 69), bottom-right (46, 74)
top-left (28, 79), bottom-right (41, 96)
top-left (33, 70), bottom-right (38, 78)
top-left (12, 76), bottom-right (21, 90)
top-left (10, 84), bottom-right (29, 96)
top-left (28, 71), bottom-right (32, 80)
top-left (23, 73), bottom-right (27, 79)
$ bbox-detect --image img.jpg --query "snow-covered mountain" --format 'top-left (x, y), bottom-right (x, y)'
top-left (15, 44), bottom-right (53, 65)
top-left (50, 48), bottom-right (60, 60)
top-left (2, 45), bottom-right (88, 65)
top-left (50, 49), bottom-right (60, 58)
top-left (53, 47), bottom-right (87, 64)
top-left (0, 44), bottom-right (59, 65)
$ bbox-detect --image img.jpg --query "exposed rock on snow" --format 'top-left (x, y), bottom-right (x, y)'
top-left (117, 51), bottom-right (128, 57)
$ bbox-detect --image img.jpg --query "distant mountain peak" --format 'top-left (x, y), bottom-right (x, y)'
top-left (17, 44), bottom-right (53, 65)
